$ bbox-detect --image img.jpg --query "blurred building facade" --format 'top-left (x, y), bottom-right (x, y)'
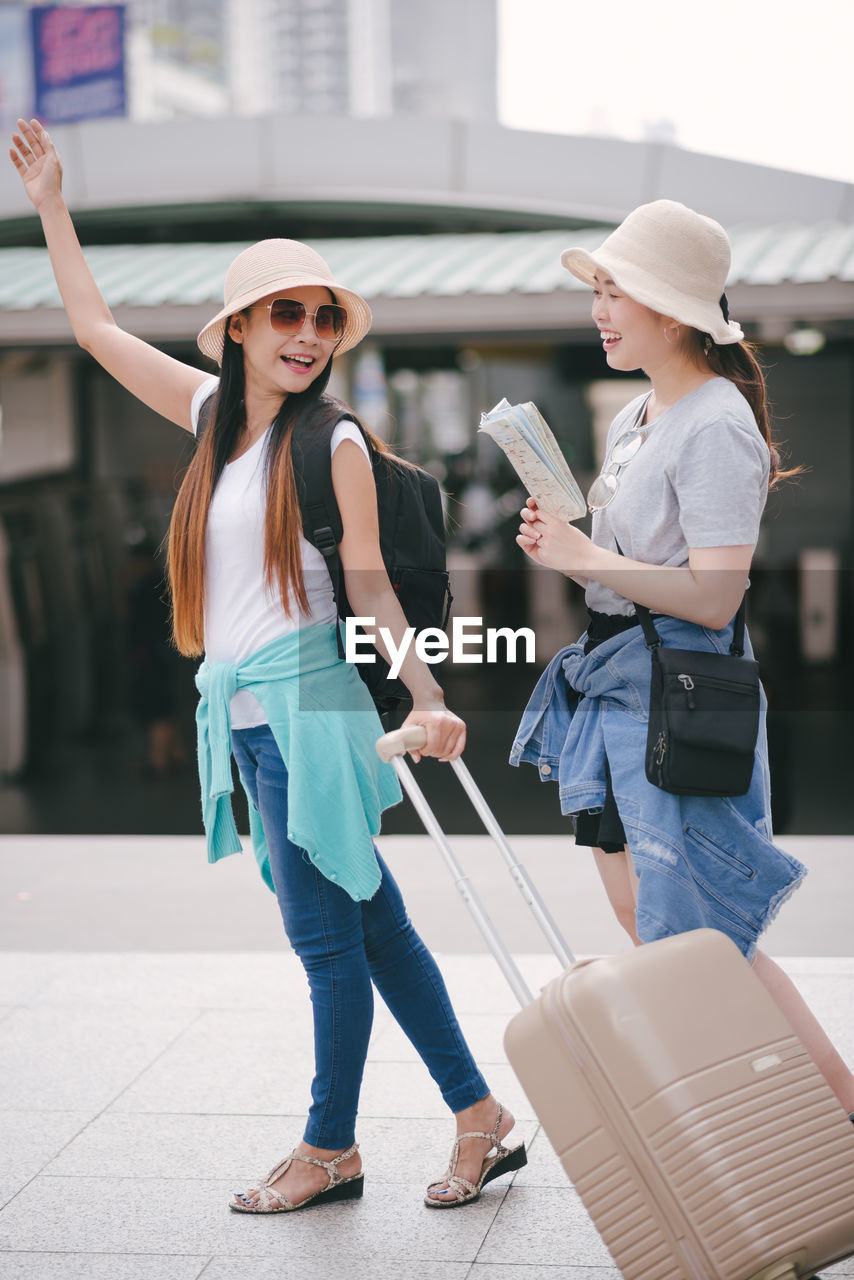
top-left (2, 0), bottom-right (498, 123)
top-left (130, 0), bottom-right (496, 120)
top-left (0, 4), bottom-right (851, 833)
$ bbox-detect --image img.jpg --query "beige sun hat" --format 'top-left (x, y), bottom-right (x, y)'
top-left (561, 199), bottom-right (744, 345)
top-left (197, 238), bottom-right (373, 363)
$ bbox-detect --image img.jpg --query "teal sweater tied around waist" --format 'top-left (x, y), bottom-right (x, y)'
top-left (194, 624), bottom-right (402, 901)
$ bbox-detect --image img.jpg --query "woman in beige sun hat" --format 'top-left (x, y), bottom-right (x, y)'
top-left (514, 199), bottom-right (854, 1118)
top-left (11, 119), bottom-right (525, 1215)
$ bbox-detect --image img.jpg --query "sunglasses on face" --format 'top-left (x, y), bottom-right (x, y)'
top-left (262, 297), bottom-right (348, 341)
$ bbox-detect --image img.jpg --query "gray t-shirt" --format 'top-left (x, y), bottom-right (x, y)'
top-left (586, 377), bottom-right (770, 617)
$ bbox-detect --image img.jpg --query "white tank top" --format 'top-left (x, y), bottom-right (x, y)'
top-left (190, 378), bottom-right (370, 729)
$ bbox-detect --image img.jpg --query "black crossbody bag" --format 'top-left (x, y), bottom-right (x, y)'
top-left (614, 536), bottom-right (761, 795)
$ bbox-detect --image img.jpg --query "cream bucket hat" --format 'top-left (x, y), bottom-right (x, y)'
top-left (197, 238), bottom-right (373, 363)
top-left (561, 200), bottom-right (743, 345)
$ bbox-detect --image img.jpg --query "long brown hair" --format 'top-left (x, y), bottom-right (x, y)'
top-left (167, 330), bottom-right (390, 656)
top-left (685, 331), bottom-right (800, 488)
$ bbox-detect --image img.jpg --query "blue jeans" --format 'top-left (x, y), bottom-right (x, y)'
top-left (231, 723), bottom-right (489, 1149)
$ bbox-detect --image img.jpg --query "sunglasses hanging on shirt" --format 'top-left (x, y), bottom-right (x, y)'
top-left (587, 395), bottom-right (652, 512)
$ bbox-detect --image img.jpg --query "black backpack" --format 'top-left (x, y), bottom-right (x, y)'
top-left (197, 394), bottom-right (452, 714)
top-left (292, 398), bottom-right (452, 714)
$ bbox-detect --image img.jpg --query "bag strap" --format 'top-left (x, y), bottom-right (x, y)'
top-left (291, 408), bottom-right (363, 659)
top-left (630, 598), bottom-right (666, 651)
top-left (196, 391), bottom-right (215, 441)
top-left (614, 540), bottom-right (746, 656)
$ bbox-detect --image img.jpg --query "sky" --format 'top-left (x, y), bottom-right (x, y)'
top-left (498, 0), bottom-right (854, 185)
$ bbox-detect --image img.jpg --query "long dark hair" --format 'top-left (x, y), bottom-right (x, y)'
top-left (167, 329), bottom-right (390, 656)
top-left (685, 331), bottom-right (799, 488)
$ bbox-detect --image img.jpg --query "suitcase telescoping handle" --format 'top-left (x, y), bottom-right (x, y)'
top-left (376, 727), bottom-right (576, 1008)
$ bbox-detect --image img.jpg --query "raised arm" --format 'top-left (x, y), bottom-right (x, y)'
top-left (9, 118), bottom-right (209, 432)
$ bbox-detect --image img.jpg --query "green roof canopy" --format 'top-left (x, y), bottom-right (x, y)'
top-left (1, 225), bottom-right (852, 344)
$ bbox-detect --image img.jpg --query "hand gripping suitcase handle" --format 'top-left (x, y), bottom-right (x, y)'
top-left (376, 729), bottom-right (576, 1007)
top-left (376, 726), bottom-right (430, 762)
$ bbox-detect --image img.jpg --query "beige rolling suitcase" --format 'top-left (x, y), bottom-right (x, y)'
top-left (505, 930), bottom-right (854, 1280)
top-left (377, 728), bottom-right (854, 1280)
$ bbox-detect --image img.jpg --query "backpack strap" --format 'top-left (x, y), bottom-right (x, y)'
top-left (195, 390), bottom-right (356, 580)
top-left (195, 390), bottom-right (217, 442)
top-left (291, 403), bottom-right (369, 657)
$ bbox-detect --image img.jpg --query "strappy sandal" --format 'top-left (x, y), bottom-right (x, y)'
top-left (424, 1103), bottom-right (527, 1208)
top-left (229, 1142), bottom-right (363, 1214)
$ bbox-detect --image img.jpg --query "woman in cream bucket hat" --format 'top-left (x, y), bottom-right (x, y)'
top-left (560, 199), bottom-right (745, 347)
top-left (12, 119), bottom-right (523, 1214)
top-left (514, 199), bottom-right (854, 1117)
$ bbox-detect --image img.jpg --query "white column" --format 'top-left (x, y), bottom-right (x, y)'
top-left (586, 379), bottom-right (649, 465)
top-left (226, 0), bottom-right (274, 117)
top-left (347, 0), bottom-right (391, 117)
top-left (799, 548), bottom-right (839, 662)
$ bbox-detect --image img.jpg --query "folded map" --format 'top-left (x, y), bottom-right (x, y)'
top-left (478, 399), bottom-right (587, 522)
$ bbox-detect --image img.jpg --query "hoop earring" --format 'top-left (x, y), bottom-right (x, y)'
top-left (663, 325), bottom-right (679, 344)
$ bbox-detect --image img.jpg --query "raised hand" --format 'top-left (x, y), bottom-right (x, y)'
top-left (6, 116), bottom-right (209, 430)
top-left (9, 118), bottom-right (63, 210)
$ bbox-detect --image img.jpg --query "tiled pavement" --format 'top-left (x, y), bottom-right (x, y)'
top-left (1, 834), bottom-right (854, 1280)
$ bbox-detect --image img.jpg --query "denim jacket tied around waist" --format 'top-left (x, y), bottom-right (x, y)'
top-left (510, 614), bottom-right (806, 959)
